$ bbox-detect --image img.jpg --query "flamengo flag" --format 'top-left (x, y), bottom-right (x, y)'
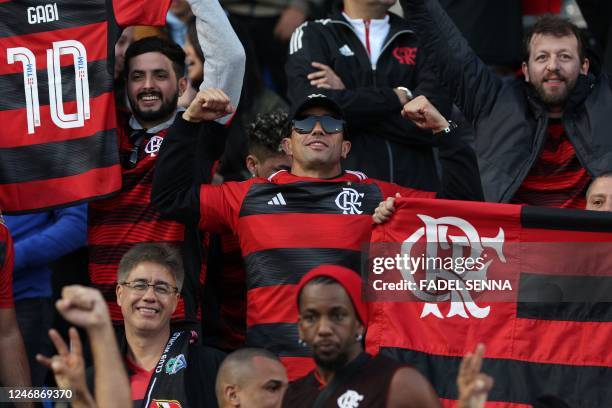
top-left (365, 198), bottom-right (612, 408)
top-left (0, 0), bottom-right (170, 213)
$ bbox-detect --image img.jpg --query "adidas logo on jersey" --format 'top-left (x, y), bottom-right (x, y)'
top-left (339, 45), bottom-right (354, 57)
top-left (267, 193), bottom-right (286, 206)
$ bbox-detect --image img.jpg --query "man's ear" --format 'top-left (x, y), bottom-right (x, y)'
top-left (281, 138), bottom-right (293, 156)
top-left (521, 62), bottom-right (530, 82)
top-left (178, 77), bottom-right (188, 97)
top-left (341, 140), bottom-right (351, 159)
top-left (225, 385), bottom-right (240, 407)
top-left (116, 283), bottom-right (124, 307)
top-left (581, 57), bottom-right (590, 75)
top-left (245, 155), bottom-right (258, 177)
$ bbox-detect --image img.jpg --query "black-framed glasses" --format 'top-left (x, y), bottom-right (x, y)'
top-left (292, 115), bottom-right (345, 134)
top-left (120, 280), bottom-right (179, 296)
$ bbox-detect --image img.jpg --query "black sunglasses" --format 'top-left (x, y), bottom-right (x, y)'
top-left (292, 115), bottom-right (345, 134)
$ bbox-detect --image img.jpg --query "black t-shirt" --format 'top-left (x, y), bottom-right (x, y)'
top-left (283, 353), bottom-right (403, 408)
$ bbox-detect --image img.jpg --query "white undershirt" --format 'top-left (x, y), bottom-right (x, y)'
top-left (342, 12), bottom-right (390, 68)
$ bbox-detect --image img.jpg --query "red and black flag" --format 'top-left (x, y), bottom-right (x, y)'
top-left (0, 0), bottom-right (169, 213)
top-left (366, 198), bottom-right (612, 408)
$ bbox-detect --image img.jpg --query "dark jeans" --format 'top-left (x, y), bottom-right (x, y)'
top-left (15, 297), bottom-right (53, 386)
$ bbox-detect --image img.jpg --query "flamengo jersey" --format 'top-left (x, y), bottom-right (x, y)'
top-left (199, 170), bottom-right (435, 379)
top-left (0, 222), bottom-right (14, 308)
top-left (0, 0), bottom-right (170, 213)
top-left (89, 114), bottom-right (190, 322)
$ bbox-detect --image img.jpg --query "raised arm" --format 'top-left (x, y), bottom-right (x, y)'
top-left (402, 96), bottom-right (483, 201)
top-left (152, 89), bottom-right (233, 225)
top-left (400, 0), bottom-right (502, 124)
top-left (188, 0), bottom-right (246, 124)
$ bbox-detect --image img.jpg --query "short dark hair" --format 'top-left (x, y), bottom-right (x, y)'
top-left (124, 36), bottom-right (186, 80)
top-left (524, 15), bottom-right (586, 62)
top-left (117, 243), bottom-right (184, 291)
top-left (248, 110), bottom-right (291, 160)
top-left (216, 348), bottom-right (282, 397)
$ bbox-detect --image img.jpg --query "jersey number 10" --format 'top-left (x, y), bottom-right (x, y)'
top-left (7, 40), bottom-right (91, 134)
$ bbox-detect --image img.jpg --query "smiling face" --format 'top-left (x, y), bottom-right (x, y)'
top-left (116, 261), bottom-right (179, 335)
top-left (298, 282), bottom-right (363, 373)
top-left (282, 106), bottom-right (350, 178)
top-left (522, 34), bottom-right (589, 114)
top-left (126, 51), bottom-right (186, 128)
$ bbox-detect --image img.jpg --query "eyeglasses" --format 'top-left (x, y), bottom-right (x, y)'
top-left (120, 280), bottom-right (179, 296)
top-left (292, 115), bottom-right (345, 134)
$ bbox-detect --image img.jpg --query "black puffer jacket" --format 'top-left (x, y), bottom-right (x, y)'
top-left (401, 0), bottom-right (612, 202)
top-left (286, 11), bottom-right (454, 190)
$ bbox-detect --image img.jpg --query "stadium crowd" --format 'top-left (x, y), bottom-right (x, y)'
top-left (1, 0), bottom-right (612, 407)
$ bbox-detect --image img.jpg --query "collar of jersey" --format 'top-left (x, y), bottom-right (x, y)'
top-left (268, 170), bottom-right (365, 184)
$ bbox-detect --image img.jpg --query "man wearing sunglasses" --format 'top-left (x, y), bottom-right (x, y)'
top-left (152, 90), bottom-right (482, 380)
top-left (110, 243), bottom-right (225, 407)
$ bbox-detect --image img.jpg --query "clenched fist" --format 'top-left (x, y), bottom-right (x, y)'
top-left (401, 95), bottom-right (450, 133)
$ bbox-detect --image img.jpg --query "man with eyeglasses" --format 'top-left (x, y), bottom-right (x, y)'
top-left (152, 89), bottom-right (482, 380)
top-left (111, 243), bottom-right (225, 407)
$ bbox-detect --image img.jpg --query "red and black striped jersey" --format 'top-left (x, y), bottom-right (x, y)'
top-left (198, 169), bottom-right (435, 380)
top-left (0, 222), bottom-right (14, 308)
top-left (512, 120), bottom-right (591, 209)
top-left (88, 113), bottom-right (194, 323)
top-left (0, 0), bottom-right (170, 213)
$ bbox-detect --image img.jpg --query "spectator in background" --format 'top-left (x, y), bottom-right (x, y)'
top-left (220, 0), bottom-right (326, 96)
top-left (585, 173), bottom-right (612, 211)
top-left (4, 204), bottom-right (87, 386)
top-left (0, 221), bottom-right (32, 404)
top-left (111, 244), bottom-right (225, 407)
top-left (37, 286), bottom-right (131, 408)
top-left (283, 265), bottom-right (441, 407)
top-left (401, 0), bottom-right (612, 208)
top-left (216, 348), bottom-right (288, 408)
top-left (152, 91), bottom-right (482, 379)
top-left (286, 0), bottom-right (452, 189)
top-left (167, 0), bottom-right (194, 46)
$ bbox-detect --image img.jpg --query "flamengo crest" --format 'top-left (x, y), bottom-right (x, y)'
top-left (400, 215), bottom-right (506, 319)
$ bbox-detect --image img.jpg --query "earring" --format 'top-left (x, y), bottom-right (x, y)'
top-left (298, 338), bottom-right (307, 347)
top-left (355, 333), bottom-right (363, 342)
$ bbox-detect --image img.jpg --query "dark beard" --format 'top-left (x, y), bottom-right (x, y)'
top-left (533, 76), bottom-right (577, 108)
top-left (314, 350), bottom-right (349, 372)
top-left (129, 90), bottom-right (179, 125)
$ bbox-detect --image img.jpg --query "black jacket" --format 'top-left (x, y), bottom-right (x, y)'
top-left (286, 11), bottom-right (453, 190)
top-left (401, 0), bottom-right (612, 202)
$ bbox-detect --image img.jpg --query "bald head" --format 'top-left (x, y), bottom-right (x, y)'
top-left (216, 348), bottom-right (288, 408)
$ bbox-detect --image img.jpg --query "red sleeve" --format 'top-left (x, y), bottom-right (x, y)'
top-left (0, 225), bottom-right (14, 309)
top-left (373, 180), bottom-right (436, 200)
top-left (112, 0), bottom-right (172, 28)
top-left (199, 180), bottom-right (253, 234)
